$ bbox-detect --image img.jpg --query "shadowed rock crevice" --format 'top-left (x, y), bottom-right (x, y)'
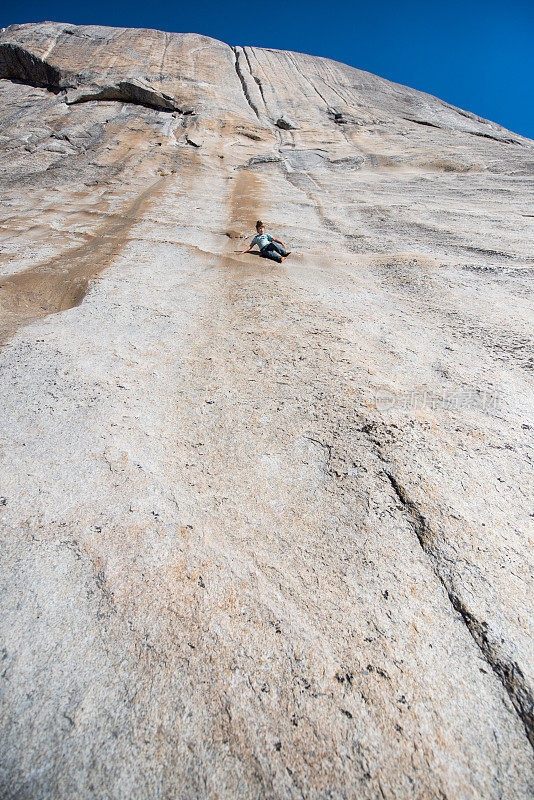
top-left (384, 470), bottom-right (534, 749)
top-left (403, 117), bottom-right (443, 129)
top-left (231, 46), bottom-right (261, 119)
top-left (0, 42), bottom-right (68, 90)
top-left (243, 48), bottom-right (267, 108)
top-left (299, 405), bottom-right (534, 753)
top-left (65, 82), bottom-right (190, 113)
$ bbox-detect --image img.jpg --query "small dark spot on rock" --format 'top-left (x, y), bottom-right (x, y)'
top-left (274, 741), bottom-right (282, 751)
top-left (240, 131), bottom-right (262, 141)
top-left (198, 576), bottom-right (205, 588)
top-left (376, 667), bottom-right (389, 679)
top-left (275, 117), bottom-right (297, 130)
top-left (340, 708), bottom-right (353, 719)
top-left (336, 671), bottom-right (354, 685)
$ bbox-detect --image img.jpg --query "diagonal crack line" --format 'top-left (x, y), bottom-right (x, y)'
top-left (287, 51), bottom-right (330, 109)
top-left (385, 470), bottom-right (534, 750)
top-left (231, 46), bottom-right (260, 119)
top-left (318, 74), bottom-right (349, 108)
top-left (304, 436), bottom-right (333, 463)
top-left (242, 48), bottom-right (267, 109)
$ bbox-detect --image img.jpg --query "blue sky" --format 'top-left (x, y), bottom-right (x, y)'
top-left (2, 0), bottom-right (533, 139)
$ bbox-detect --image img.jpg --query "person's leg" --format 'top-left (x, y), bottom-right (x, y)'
top-left (260, 243), bottom-right (282, 262)
top-left (270, 242), bottom-right (288, 257)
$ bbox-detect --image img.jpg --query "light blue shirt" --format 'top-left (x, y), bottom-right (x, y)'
top-left (252, 233), bottom-right (273, 249)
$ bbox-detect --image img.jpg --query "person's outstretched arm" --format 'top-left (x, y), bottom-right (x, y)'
top-left (272, 237), bottom-right (286, 248)
top-left (238, 239), bottom-right (257, 254)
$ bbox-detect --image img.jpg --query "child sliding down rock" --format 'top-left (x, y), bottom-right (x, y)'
top-left (238, 221), bottom-right (291, 263)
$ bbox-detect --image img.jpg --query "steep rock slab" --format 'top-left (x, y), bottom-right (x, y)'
top-left (0, 21), bottom-right (533, 800)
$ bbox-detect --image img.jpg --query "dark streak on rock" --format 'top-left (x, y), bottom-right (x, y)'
top-left (403, 117), bottom-right (442, 129)
top-left (242, 47), bottom-right (267, 110)
top-left (67, 82), bottom-right (185, 113)
top-left (467, 131), bottom-right (522, 146)
top-left (384, 470), bottom-right (534, 749)
top-left (231, 46), bottom-right (260, 119)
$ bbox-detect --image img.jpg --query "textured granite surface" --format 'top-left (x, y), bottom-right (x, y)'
top-left (0, 21), bottom-right (533, 800)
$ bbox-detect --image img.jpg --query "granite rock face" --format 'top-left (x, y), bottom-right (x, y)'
top-left (0, 21), bottom-right (533, 800)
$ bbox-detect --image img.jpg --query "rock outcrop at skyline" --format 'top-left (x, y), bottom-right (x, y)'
top-left (0, 21), bottom-right (532, 800)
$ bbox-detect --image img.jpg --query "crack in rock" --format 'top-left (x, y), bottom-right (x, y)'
top-left (384, 470), bottom-right (534, 749)
top-left (65, 82), bottom-right (190, 114)
top-left (468, 130), bottom-right (522, 145)
top-left (231, 46), bottom-right (260, 119)
top-left (403, 117), bottom-right (443, 129)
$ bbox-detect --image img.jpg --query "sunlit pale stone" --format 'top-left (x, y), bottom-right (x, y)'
top-left (0, 21), bottom-right (533, 800)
